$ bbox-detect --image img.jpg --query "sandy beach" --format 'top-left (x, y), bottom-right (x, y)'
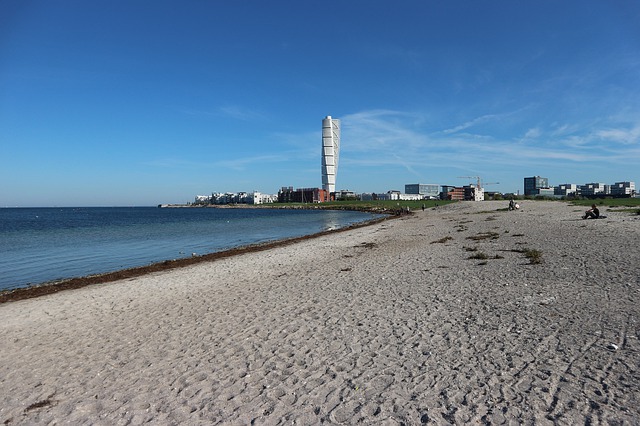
top-left (1, 200), bottom-right (638, 425)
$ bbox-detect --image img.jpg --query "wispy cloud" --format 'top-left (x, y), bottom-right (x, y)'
top-left (144, 154), bottom-right (288, 171)
top-left (550, 123), bottom-right (579, 137)
top-left (596, 126), bottom-right (640, 145)
top-left (523, 127), bottom-right (541, 139)
top-left (337, 109), bottom-right (640, 175)
top-left (442, 114), bottom-right (501, 134)
top-left (342, 110), bottom-right (429, 152)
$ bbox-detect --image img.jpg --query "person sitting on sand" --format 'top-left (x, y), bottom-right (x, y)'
top-left (583, 204), bottom-right (600, 219)
top-left (508, 199), bottom-right (516, 211)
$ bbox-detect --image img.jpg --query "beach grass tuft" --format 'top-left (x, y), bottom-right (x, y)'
top-left (504, 248), bottom-right (543, 264)
top-left (467, 232), bottom-right (500, 241)
top-left (432, 236), bottom-right (453, 244)
top-left (468, 251), bottom-right (504, 260)
top-left (523, 249), bottom-right (543, 264)
top-left (469, 252), bottom-right (489, 260)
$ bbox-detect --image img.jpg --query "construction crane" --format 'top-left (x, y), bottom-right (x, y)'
top-left (458, 176), bottom-right (482, 189)
top-left (457, 176), bottom-right (499, 190)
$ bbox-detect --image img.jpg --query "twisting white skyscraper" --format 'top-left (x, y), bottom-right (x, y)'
top-left (321, 116), bottom-right (340, 194)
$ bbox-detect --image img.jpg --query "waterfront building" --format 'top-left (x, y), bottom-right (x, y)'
top-left (321, 116), bottom-right (341, 194)
top-left (277, 187), bottom-right (328, 203)
top-left (467, 185), bottom-right (485, 201)
top-left (440, 185), bottom-right (457, 200)
top-left (444, 187), bottom-right (465, 201)
top-left (555, 184), bottom-right (578, 197)
top-left (216, 192), bottom-right (242, 204)
top-left (580, 183), bottom-right (609, 196)
top-left (278, 187), bottom-right (296, 203)
top-left (524, 176), bottom-right (549, 196)
top-left (335, 189), bottom-right (357, 200)
top-left (195, 195), bottom-right (212, 204)
top-left (248, 191), bottom-right (276, 205)
top-left (441, 185), bottom-right (484, 201)
top-left (399, 193), bottom-right (423, 201)
top-left (536, 188), bottom-right (555, 197)
top-left (405, 184), bottom-right (440, 199)
top-left (611, 181), bottom-right (635, 196)
top-left (375, 192), bottom-right (399, 201)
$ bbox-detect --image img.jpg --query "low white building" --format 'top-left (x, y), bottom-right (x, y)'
top-left (375, 191), bottom-right (400, 201)
top-left (399, 193), bottom-right (424, 201)
top-left (474, 187), bottom-right (485, 202)
top-left (555, 183), bottom-right (578, 197)
top-left (195, 195), bottom-right (212, 204)
top-left (248, 191), bottom-right (276, 205)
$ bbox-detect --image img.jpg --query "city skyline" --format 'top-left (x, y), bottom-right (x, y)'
top-left (192, 176), bottom-right (636, 204)
top-left (2, 1), bottom-right (639, 207)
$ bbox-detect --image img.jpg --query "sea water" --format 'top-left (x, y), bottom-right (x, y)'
top-left (0, 207), bottom-right (384, 291)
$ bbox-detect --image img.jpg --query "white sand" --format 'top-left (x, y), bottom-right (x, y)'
top-left (1, 200), bottom-right (639, 424)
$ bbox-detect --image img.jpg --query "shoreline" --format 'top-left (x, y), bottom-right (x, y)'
top-left (1, 200), bottom-right (638, 424)
top-left (0, 213), bottom-right (395, 304)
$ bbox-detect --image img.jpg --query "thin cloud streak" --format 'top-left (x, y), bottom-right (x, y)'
top-left (338, 109), bottom-right (640, 173)
top-left (442, 114), bottom-right (501, 134)
top-left (214, 154), bottom-right (288, 171)
top-left (596, 126), bottom-right (640, 145)
top-left (144, 154), bottom-right (289, 171)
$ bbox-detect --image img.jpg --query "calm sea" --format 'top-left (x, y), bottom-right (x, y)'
top-left (0, 207), bottom-right (384, 291)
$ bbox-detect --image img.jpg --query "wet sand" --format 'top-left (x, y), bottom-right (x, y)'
top-left (1, 201), bottom-right (638, 424)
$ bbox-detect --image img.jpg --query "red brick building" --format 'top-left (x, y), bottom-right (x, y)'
top-left (278, 187), bottom-right (329, 203)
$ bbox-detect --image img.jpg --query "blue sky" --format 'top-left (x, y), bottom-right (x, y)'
top-left (1, 1), bottom-right (639, 206)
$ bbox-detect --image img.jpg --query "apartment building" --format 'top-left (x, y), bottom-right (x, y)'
top-left (610, 181), bottom-right (635, 196)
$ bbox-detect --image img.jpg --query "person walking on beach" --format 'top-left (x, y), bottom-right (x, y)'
top-left (583, 204), bottom-right (600, 219)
